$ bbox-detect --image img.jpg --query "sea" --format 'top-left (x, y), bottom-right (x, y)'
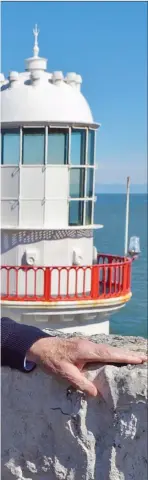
top-left (94, 194), bottom-right (147, 338)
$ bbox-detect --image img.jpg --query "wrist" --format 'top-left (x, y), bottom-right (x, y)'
top-left (26, 336), bottom-right (52, 363)
top-left (26, 338), bottom-right (42, 363)
top-left (26, 348), bottom-right (36, 363)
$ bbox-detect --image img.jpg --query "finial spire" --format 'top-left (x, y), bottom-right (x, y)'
top-left (33, 24), bottom-right (40, 57)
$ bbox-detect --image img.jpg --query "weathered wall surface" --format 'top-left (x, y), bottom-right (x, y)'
top-left (1, 334), bottom-right (147, 480)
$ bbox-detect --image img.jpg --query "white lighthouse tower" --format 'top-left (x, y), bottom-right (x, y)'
top-left (0, 27), bottom-right (132, 334)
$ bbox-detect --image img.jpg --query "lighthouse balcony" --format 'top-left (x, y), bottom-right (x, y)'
top-left (0, 254), bottom-right (132, 311)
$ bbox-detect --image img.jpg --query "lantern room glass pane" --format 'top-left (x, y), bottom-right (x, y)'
top-left (1, 130), bottom-right (20, 165)
top-left (22, 129), bottom-right (45, 165)
top-left (87, 130), bottom-right (95, 165)
top-left (71, 130), bottom-right (86, 165)
top-left (85, 201), bottom-right (92, 225)
top-left (70, 168), bottom-right (85, 198)
top-left (47, 130), bottom-right (68, 164)
top-left (86, 169), bottom-right (94, 197)
top-left (69, 201), bottom-right (84, 226)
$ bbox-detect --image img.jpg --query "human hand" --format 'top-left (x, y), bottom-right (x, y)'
top-left (26, 337), bottom-right (147, 397)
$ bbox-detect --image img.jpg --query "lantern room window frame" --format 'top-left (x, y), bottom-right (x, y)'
top-left (1, 128), bottom-right (20, 166)
top-left (1, 125), bottom-right (97, 227)
top-left (1, 126), bottom-right (96, 167)
top-left (22, 128), bottom-right (45, 165)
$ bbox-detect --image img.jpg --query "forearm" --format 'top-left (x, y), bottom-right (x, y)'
top-left (1, 317), bottom-right (50, 372)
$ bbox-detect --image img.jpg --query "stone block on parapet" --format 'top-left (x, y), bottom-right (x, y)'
top-left (1, 334), bottom-right (147, 480)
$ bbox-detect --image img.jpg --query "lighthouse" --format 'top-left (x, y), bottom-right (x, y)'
top-left (0, 27), bottom-right (132, 335)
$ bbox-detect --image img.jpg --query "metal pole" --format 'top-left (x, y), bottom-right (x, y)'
top-left (124, 176), bottom-right (130, 256)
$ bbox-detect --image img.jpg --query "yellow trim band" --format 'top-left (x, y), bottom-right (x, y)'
top-left (1, 292), bottom-right (132, 310)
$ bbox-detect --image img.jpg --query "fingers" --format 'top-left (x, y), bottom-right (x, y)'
top-left (58, 361), bottom-right (98, 397)
top-left (84, 342), bottom-right (147, 365)
top-left (120, 354), bottom-right (147, 364)
top-left (101, 349), bottom-right (148, 364)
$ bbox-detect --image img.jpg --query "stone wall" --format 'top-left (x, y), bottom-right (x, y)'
top-left (1, 334), bottom-right (147, 480)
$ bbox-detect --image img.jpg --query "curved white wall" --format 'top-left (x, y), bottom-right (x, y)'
top-left (1, 165), bottom-right (69, 228)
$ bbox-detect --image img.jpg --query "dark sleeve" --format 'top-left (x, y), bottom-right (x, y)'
top-left (1, 317), bottom-right (50, 372)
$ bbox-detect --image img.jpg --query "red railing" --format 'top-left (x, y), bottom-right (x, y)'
top-left (0, 254), bottom-right (132, 303)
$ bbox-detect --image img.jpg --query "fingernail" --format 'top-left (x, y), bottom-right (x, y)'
top-left (90, 386), bottom-right (98, 397)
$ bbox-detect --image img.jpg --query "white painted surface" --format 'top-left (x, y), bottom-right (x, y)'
top-left (44, 200), bottom-right (68, 228)
top-left (1, 167), bottom-right (20, 198)
top-left (26, 57), bottom-right (47, 72)
top-left (20, 313), bottom-right (110, 336)
top-left (21, 200), bottom-right (44, 226)
top-left (21, 166), bottom-right (45, 199)
top-left (2, 224), bottom-right (103, 231)
top-left (1, 231), bottom-right (93, 267)
top-left (1, 304), bottom-right (110, 334)
top-left (1, 200), bottom-right (19, 226)
top-left (45, 166), bottom-right (69, 199)
top-left (1, 166), bottom-right (70, 228)
top-left (53, 320), bottom-right (109, 335)
top-left (1, 78), bottom-right (94, 125)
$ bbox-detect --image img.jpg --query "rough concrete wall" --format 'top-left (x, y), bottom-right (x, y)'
top-left (1, 334), bottom-right (147, 480)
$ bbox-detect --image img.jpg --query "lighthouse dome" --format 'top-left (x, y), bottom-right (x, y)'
top-left (1, 71), bottom-right (94, 125)
top-left (1, 24), bottom-right (94, 126)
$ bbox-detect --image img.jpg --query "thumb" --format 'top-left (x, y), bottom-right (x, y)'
top-left (61, 362), bottom-right (98, 397)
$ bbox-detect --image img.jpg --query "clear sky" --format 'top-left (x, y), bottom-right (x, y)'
top-left (1, 1), bottom-right (147, 191)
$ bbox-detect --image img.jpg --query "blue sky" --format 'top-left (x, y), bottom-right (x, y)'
top-left (1, 1), bottom-right (147, 191)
